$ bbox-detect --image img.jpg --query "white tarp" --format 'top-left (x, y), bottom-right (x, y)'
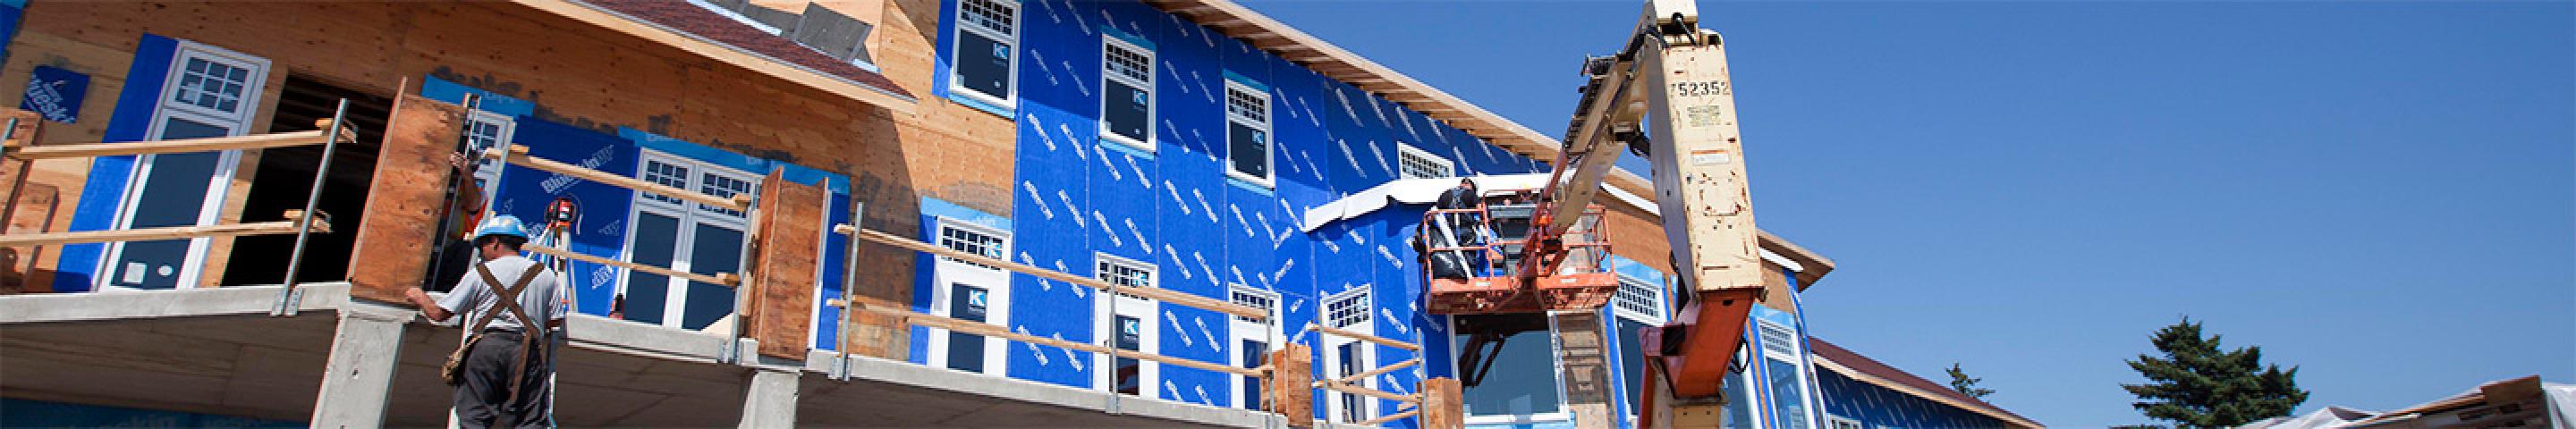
top-left (1299, 174), bottom-right (1550, 231)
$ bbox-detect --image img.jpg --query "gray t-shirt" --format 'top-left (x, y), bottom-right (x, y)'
top-left (436, 255), bottom-right (566, 332)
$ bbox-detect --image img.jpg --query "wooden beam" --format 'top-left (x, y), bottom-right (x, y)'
top-left (485, 146), bottom-right (753, 213)
top-left (4, 130), bottom-right (335, 160)
top-left (839, 224), bottom-right (1268, 321)
top-left (1361, 408), bottom-right (1423, 425)
top-left (1318, 381), bottom-right (1420, 404)
top-left (0, 218), bottom-right (326, 248)
top-left (524, 242), bottom-right (737, 287)
top-left (1307, 324), bottom-right (1419, 351)
top-left (1315, 358), bottom-right (1419, 388)
top-left (852, 302), bottom-right (1262, 377)
top-left (1269, 343), bottom-right (1314, 427)
top-left (1421, 377), bottom-right (1464, 429)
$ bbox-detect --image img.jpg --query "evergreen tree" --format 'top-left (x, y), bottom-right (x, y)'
top-left (1946, 362), bottom-right (1996, 399)
top-left (2123, 317), bottom-right (2309, 427)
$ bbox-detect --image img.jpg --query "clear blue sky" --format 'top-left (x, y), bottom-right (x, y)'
top-left (1241, 1), bottom-right (2575, 426)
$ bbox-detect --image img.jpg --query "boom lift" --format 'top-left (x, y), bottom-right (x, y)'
top-left (1423, 0), bottom-right (1769, 427)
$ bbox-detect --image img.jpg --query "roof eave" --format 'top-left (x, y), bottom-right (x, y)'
top-left (514, 0), bottom-right (921, 114)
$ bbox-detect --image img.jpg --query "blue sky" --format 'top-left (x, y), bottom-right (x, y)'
top-left (1241, 1), bottom-right (2574, 426)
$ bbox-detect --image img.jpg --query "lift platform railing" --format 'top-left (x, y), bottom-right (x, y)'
top-left (1419, 195), bottom-right (1615, 315)
top-left (0, 105), bottom-right (349, 309)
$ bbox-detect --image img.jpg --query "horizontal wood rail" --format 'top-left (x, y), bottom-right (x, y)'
top-left (4, 119), bottom-right (354, 160)
top-left (1307, 324), bottom-right (1419, 351)
top-left (1318, 380), bottom-right (1420, 404)
top-left (1313, 358), bottom-right (1419, 388)
top-left (846, 301), bottom-right (1262, 377)
top-left (838, 224), bottom-right (1267, 321)
top-left (483, 146), bottom-right (752, 213)
top-left (0, 212), bottom-right (328, 248)
top-left (1360, 408), bottom-right (1422, 425)
top-left (524, 243), bottom-right (737, 287)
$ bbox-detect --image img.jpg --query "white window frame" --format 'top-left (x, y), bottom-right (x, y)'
top-left (1097, 36), bottom-right (1155, 153)
top-left (1757, 318), bottom-right (1818, 429)
top-left (1322, 287), bottom-right (1378, 424)
top-left (615, 150), bottom-right (758, 331)
top-left (100, 40), bottom-right (269, 290)
top-left (1611, 273), bottom-right (1666, 423)
top-left (926, 217), bottom-right (1012, 375)
top-left (1227, 284), bottom-right (1283, 410)
top-left (1093, 253), bottom-right (1158, 398)
top-left (1223, 80), bottom-right (1273, 188)
top-left (1394, 142), bottom-right (1453, 180)
top-left (948, 0), bottom-right (1019, 109)
top-left (462, 110), bottom-right (514, 206)
top-left (1826, 415), bottom-right (1866, 429)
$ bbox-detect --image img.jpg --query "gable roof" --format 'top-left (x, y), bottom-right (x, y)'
top-left (1808, 337), bottom-right (2045, 428)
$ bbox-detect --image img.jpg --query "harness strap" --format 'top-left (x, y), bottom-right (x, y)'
top-left (466, 262), bottom-right (550, 408)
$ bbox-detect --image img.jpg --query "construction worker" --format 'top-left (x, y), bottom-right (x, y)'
top-left (1418, 178), bottom-right (1481, 280)
top-left (403, 214), bottom-right (565, 429)
top-left (426, 151), bottom-right (489, 292)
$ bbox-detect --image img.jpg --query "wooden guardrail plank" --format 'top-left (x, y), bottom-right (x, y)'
top-left (1361, 408), bottom-right (1423, 425)
top-left (483, 146), bottom-right (751, 213)
top-left (1315, 358), bottom-right (1419, 388)
top-left (849, 302), bottom-right (1262, 377)
top-left (0, 217), bottom-right (326, 248)
top-left (4, 130), bottom-right (335, 160)
top-left (1319, 381), bottom-right (1421, 403)
top-left (839, 224), bottom-right (1268, 321)
top-left (524, 243), bottom-right (736, 287)
top-left (1308, 324), bottom-right (1419, 351)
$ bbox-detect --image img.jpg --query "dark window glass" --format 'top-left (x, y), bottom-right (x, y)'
top-left (1241, 339), bottom-right (1267, 409)
top-left (682, 224), bottom-right (743, 330)
top-left (947, 283), bottom-right (989, 373)
top-left (1457, 326), bottom-right (1563, 416)
top-left (1339, 342), bottom-right (1364, 422)
top-left (110, 118), bottom-right (233, 289)
top-left (621, 213), bottom-right (681, 324)
top-left (955, 32), bottom-right (1012, 100)
top-left (1105, 82), bottom-right (1150, 144)
top-left (1115, 315), bottom-right (1142, 395)
top-left (1618, 318), bottom-right (1648, 411)
top-left (1767, 358), bottom-right (1811, 429)
top-left (1228, 122), bottom-right (1267, 179)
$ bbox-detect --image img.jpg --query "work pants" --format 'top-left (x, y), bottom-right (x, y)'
top-left (455, 330), bottom-right (549, 429)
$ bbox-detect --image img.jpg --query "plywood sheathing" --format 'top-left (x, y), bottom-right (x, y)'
top-left (343, 95), bottom-right (465, 305)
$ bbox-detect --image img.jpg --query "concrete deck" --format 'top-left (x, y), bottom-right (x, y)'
top-left (0, 284), bottom-right (1284, 427)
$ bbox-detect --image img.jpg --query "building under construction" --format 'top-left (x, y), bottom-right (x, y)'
top-left (0, 0), bottom-right (2039, 427)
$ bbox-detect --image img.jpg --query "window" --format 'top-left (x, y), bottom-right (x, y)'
top-left (102, 41), bottom-right (269, 290)
top-left (1322, 287), bottom-right (1377, 423)
top-left (1612, 274), bottom-right (1667, 420)
top-left (1098, 37), bottom-right (1154, 151)
top-left (1758, 320), bottom-right (1815, 429)
top-left (462, 111), bottom-right (513, 204)
top-left (1224, 81), bottom-right (1272, 186)
top-left (1229, 284), bottom-right (1282, 410)
top-left (929, 220), bottom-right (1011, 375)
top-left (1325, 288), bottom-right (1370, 329)
top-left (1826, 416), bottom-right (1865, 429)
top-left (1455, 315), bottom-right (1567, 423)
top-left (1095, 253), bottom-right (1157, 397)
top-left (618, 152), bottom-right (758, 331)
top-left (1396, 143), bottom-right (1453, 180)
top-left (948, 0), bottom-right (1017, 107)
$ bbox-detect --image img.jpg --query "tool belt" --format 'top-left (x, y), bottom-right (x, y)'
top-left (439, 261), bottom-right (548, 408)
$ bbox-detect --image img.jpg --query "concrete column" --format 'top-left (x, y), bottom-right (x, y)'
top-left (739, 369), bottom-right (801, 428)
top-left (310, 302), bottom-right (412, 428)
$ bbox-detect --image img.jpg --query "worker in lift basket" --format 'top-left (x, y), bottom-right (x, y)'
top-left (403, 215), bottom-right (567, 429)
